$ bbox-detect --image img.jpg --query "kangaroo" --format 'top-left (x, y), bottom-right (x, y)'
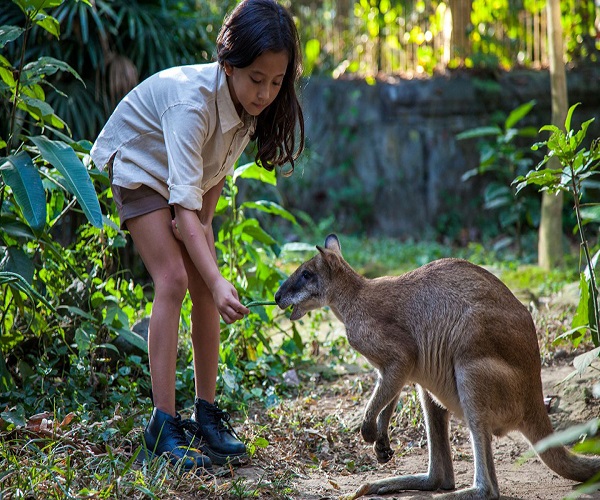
top-left (274, 234), bottom-right (600, 499)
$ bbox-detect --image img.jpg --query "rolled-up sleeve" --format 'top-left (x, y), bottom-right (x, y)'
top-left (161, 103), bottom-right (211, 211)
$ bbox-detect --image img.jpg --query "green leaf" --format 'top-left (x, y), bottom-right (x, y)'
top-left (110, 326), bottom-right (148, 354)
top-left (234, 219), bottom-right (276, 246)
top-left (539, 124), bottom-right (560, 135)
top-left (571, 273), bottom-right (590, 348)
top-left (0, 355), bottom-right (16, 393)
top-left (456, 126), bottom-right (502, 140)
top-left (241, 200), bottom-right (297, 224)
top-left (29, 136), bottom-right (103, 228)
top-left (0, 247), bottom-right (34, 284)
top-left (31, 11), bottom-right (60, 38)
top-left (14, 0), bottom-right (64, 10)
top-left (573, 347), bottom-right (600, 376)
top-left (23, 57), bottom-right (84, 85)
top-left (59, 305), bottom-right (95, 322)
top-left (564, 102), bottom-right (581, 133)
top-left (505, 100), bottom-right (535, 130)
top-left (252, 437), bottom-right (269, 449)
top-left (534, 418), bottom-right (599, 454)
top-left (0, 152), bottom-right (47, 231)
top-left (234, 162), bottom-right (277, 186)
top-left (0, 25), bottom-right (24, 49)
top-left (0, 271), bottom-right (55, 312)
top-left (0, 406), bottom-right (25, 428)
top-left (19, 94), bottom-right (55, 118)
top-left (0, 217), bottom-right (35, 240)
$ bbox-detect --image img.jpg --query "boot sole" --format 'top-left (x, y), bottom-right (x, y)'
top-left (199, 444), bottom-right (248, 466)
top-left (137, 446), bottom-right (214, 474)
top-left (185, 432), bottom-right (248, 466)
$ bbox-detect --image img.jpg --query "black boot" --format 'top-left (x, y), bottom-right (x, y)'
top-left (143, 407), bottom-right (213, 473)
top-left (182, 398), bottom-right (247, 466)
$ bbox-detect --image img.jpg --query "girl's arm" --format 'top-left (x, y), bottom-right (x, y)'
top-left (173, 179), bottom-right (249, 324)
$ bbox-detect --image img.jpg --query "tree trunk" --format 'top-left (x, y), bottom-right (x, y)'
top-left (538, 0), bottom-right (568, 270)
top-left (448, 0), bottom-right (472, 60)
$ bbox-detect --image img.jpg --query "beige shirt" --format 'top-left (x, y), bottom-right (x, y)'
top-left (90, 62), bottom-right (255, 212)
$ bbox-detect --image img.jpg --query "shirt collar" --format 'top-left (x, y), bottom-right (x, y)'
top-left (216, 64), bottom-right (256, 135)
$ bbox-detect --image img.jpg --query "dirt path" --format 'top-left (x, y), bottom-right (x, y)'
top-left (235, 361), bottom-right (600, 500)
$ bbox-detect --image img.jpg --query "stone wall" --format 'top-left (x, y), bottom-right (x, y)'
top-left (276, 67), bottom-right (600, 239)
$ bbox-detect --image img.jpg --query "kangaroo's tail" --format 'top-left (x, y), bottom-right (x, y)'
top-left (521, 403), bottom-right (600, 482)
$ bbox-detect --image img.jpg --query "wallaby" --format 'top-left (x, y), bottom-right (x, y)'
top-left (274, 234), bottom-right (600, 499)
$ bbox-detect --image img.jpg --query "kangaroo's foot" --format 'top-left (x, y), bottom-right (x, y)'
top-left (351, 472), bottom-right (455, 499)
top-left (360, 420), bottom-right (377, 443)
top-left (373, 440), bottom-right (394, 463)
top-left (438, 486), bottom-right (499, 500)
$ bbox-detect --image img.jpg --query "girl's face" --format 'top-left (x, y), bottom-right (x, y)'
top-left (224, 50), bottom-right (289, 117)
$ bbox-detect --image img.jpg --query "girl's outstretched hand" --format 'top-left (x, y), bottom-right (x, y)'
top-left (212, 277), bottom-right (250, 324)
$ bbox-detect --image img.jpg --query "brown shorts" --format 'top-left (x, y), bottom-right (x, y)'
top-left (108, 159), bottom-right (169, 230)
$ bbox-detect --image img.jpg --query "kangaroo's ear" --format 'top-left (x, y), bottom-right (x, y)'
top-left (324, 233), bottom-right (342, 255)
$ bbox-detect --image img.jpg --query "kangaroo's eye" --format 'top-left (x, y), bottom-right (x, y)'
top-left (301, 270), bottom-right (312, 280)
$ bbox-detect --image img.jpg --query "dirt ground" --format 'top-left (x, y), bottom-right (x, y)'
top-left (231, 359), bottom-right (600, 500)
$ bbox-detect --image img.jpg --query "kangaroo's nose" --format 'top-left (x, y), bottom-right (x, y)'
top-left (274, 290), bottom-right (281, 304)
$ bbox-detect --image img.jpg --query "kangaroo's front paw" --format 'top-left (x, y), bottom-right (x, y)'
top-left (360, 421), bottom-right (377, 443)
top-left (374, 441), bottom-right (394, 463)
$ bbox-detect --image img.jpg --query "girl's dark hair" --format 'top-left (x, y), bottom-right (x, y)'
top-left (217, 0), bottom-right (305, 174)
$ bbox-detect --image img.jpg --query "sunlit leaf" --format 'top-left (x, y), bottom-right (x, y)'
top-left (505, 100), bottom-right (535, 130)
top-left (234, 162), bottom-right (277, 186)
top-left (241, 200), bottom-right (297, 224)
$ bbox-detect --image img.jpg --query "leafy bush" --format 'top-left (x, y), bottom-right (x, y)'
top-left (0, 0), bottom-right (152, 415)
top-left (457, 100), bottom-right (542, 256)
top-left (515, 102), bottom-right (600, 372)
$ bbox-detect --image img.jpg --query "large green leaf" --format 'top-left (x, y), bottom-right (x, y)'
top-left (241, 200), bottom-right (297, 224)
top-left (0, 152), bottom-right (46, 231)
top-left (29, 136), bottom-right (103, 228)
top-left (234, 162), bottom-right (277, 186)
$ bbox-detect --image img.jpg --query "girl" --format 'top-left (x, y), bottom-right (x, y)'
top-left (91, 0), bottom-right (304, 472)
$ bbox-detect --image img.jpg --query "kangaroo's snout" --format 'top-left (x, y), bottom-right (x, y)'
top-left (274, 289), bottom-right (284, 308)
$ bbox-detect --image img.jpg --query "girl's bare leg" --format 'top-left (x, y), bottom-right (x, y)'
top-left (182, 249), bottom-right (220, 402)
top-left (126, 208), bottom-right (188, 416)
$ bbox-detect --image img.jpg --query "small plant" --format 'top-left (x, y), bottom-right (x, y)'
top-left (515, 102), bottom-right (600, 374)
top-left (211, 162), bottom-right (311, 408)
top-left (457, 100), bottom-right (541, 256)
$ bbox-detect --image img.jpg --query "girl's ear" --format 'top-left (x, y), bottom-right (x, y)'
top-left (223, 61), bottom-right (234, 77)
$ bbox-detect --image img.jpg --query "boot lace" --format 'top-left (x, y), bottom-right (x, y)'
top-left (181, 402), bottom-right (240, 439)
top-left (170, 417), bottom-right (193, 448)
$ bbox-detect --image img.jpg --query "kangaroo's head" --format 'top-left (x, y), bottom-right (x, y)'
top-left (275, 234), bottom-right (344, 320)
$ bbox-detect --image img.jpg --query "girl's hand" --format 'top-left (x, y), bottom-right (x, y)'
top-left (212, 277), bottom-right (250, 324)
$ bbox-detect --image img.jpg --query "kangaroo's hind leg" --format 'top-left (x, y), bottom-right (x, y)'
top-left (353, 386), bottom-right (455, 498)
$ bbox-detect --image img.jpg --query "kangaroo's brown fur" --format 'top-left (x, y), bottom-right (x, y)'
top-left (274, 234), bottom-right (600, 499)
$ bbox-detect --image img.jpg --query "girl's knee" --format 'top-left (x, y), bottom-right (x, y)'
top-left (154, 266), bottom-right (189, 302)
